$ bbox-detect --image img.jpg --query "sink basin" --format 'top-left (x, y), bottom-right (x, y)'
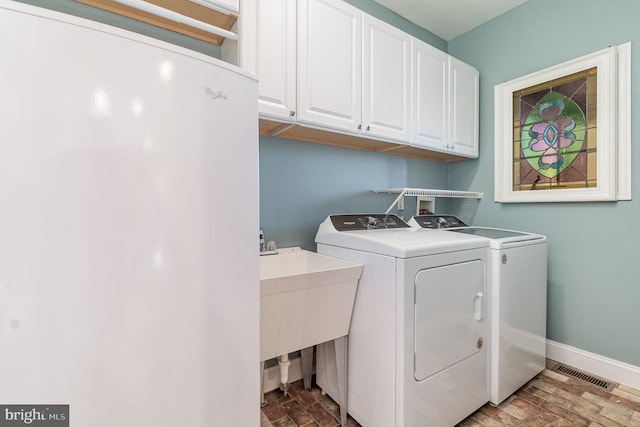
top-left (260, 247), bottom-right (363, 361)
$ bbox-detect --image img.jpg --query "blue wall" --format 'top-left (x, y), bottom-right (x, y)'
top-left (448, 0), bottom-right (640, 366)
top-left (259, 137), bottom-right (452, 250)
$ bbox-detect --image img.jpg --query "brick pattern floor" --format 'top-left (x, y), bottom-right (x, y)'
top-left (260, 359), bottom-right (640, 427)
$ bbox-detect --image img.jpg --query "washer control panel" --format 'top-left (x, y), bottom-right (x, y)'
top-left (412, 215), bottom-right (468, 229)
top-left (330, 214), bottom-right (410, 231)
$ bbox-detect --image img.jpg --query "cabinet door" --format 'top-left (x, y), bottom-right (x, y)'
top-left (411, 39), bottom-right (448, 150)
top-left (362, 15), bottom-right (411, 142)
top-left (449, 56), bottom-right (479, 157)
top-left (297, 0), bottom-right (362, 132)
top-left (257, 0), bottom-right (296, 120)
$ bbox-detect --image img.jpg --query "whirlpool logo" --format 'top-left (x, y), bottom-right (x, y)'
top-left (0, 405), bottom-right (68, 426)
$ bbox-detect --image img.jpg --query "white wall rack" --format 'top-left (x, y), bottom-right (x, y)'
top-left (374, 187), bottom-right (484, 214)
top-left (77, 0), bottom-right (239, 45)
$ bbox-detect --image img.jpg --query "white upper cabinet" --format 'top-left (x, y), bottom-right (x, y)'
top-left (297, 1), bottom-right (411, 142)
top-left (449, 56), bottom-right (479, 157)
top-left (362, 15), bottom-right (411, 142)
top-left (412, 39), bottom-right (479, 158)
top-left (247, 0), bottom-right (479, 160)
top-left (297, 0), bottom-right (362, 131)
top-left (412, 38), bottom-right (448, 150)
top-left (256, 0), bottom-right (296, 120)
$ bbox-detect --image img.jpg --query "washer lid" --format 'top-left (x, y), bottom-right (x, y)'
top-left (409, 216), bottom-right (546, 248)
top-left (450, 227), bottom-right (546, 248)
top-left (316, 215), bottom-right (489, 258)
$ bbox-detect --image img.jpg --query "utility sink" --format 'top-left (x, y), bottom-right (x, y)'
top-left (260, 247), bottom-right (363, 361)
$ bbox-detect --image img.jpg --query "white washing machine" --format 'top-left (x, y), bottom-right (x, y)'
top-left (409, 215), bottom-right (547, 405)
top-left (315, 214), bottom-right (490, 427)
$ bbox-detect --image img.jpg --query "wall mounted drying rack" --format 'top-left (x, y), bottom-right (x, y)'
top-left (374, 188), bottom-right (484, 214)
top-left (76, 0), bottom-right (238, 45)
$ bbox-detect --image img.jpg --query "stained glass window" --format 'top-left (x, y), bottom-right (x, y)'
top-left (512, 68), bottom-right (597, 192)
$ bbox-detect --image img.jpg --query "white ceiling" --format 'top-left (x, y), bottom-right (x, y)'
top-left (373, 0), bottom-right (529, 41)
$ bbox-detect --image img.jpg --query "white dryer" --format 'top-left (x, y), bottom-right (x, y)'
top-left (315, 214), bottom-right (490, 427)
top-left (410, 215), bottom-right (548, 405)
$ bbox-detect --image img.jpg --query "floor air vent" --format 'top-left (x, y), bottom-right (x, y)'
top-left (552, 363), bottom-right (616, 391)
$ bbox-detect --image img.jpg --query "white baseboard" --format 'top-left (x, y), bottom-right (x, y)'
top-left (546, 339), bottom-right (640, 390)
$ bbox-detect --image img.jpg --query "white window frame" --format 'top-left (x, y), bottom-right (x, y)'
top-left (494, 43), bottom-right (631, 203)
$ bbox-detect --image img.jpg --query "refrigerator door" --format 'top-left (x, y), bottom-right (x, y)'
top-left (0, 2), bottom-right (259, 426)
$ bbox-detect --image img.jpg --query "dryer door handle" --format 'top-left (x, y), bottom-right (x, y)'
top-left (473, 292), bottom-right (484, 321)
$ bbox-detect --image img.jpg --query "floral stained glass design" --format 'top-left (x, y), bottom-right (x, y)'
top-left (512, 68), bottom-right (597, 191)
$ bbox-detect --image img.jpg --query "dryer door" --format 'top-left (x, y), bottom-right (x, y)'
top-left (414, 260), bottom-right (485, 381)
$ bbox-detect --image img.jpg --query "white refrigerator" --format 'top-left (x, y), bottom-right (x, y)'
top-left (0, 2), bottom-right (259, 426)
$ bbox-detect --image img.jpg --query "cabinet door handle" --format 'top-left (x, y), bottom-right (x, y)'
top-left (357, 124), bottom-right (362, 130)
top-left (289, 110), bottom-right (296, 117)
top-left (366, 125), bottom-right (370, 131)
